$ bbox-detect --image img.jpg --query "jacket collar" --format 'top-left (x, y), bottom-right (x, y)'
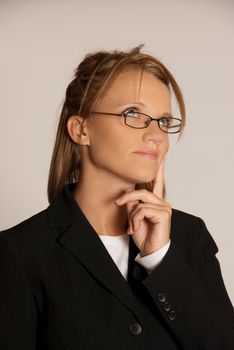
top-left (47, 183), bottom-right (141, 317)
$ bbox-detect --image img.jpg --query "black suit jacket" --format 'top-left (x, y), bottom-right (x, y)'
top-left (0, 183), bottom-right (234, 349)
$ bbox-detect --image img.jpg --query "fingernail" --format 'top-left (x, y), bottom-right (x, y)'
top-left (115, 198), bottom-right (122, 204)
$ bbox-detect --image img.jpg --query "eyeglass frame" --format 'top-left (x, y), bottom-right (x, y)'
top-left (91, 111), bottom-right (182, 134)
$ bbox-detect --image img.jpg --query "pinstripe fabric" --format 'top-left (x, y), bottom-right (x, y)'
top-left (0, 183), bottom-right (234, 349)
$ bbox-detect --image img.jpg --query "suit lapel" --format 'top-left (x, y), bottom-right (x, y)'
top-left (47, 183), bottom-right (142, 317)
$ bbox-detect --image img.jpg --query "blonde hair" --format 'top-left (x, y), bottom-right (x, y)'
top-left (47, 45), bottom-right (186, 203)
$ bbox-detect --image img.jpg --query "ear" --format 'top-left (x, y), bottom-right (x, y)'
top-left (67, 115), bottom-right (90, 145)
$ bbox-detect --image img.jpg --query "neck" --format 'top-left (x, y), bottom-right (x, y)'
top-left (72, 171), bottom-right (135, 236)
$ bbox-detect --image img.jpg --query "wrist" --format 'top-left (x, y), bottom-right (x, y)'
top-left (140, 240), bottom-right (170, 257)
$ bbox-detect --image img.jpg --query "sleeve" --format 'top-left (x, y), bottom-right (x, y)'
top-left (135, 240), bottom-right (171, 273)
top-left (0, 232), bottom-right (37, 350)
top-left (136, 217), bottom-right (234, 349)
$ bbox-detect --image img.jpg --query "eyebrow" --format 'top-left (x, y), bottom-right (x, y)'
top-left (116, 101), bottom-right (145, 108)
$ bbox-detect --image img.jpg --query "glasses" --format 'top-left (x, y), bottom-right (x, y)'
top-left (92, 109), bottom-right (182, 134)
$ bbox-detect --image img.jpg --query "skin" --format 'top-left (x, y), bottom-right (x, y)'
top-left (67, 67), bottom-right (172, 256)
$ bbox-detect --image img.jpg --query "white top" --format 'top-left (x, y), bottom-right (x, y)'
top-left (98, 233), bottom-right (171, 280)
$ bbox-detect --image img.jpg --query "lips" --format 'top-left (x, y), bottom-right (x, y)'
top-left (133, 150), bottom-right (158, 159)
top-left (134, 150), bottom-right (158, 156)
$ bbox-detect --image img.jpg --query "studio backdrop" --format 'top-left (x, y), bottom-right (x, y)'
top-left (0, 0), bottom-right (234, 302)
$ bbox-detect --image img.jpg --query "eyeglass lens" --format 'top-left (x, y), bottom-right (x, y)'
top-left (124, 112), bottom-right (181, 133)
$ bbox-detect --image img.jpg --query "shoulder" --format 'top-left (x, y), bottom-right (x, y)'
top-left (0, 184), bottom-right (74, 253)
top-left (171, 208), bottom-right (218, 261)
top-left (171, 207), bottom-right (210, 232)
top-left (171, 207), bottom-right (204, 236)
top-left (1, 208), bottom-right (48, 237)
top-left (0, 208), bottom-right (50, 254)
top-left (0, 183), bottom-right (73, 259)
top-left (172, 207), bottom-right (199, 222)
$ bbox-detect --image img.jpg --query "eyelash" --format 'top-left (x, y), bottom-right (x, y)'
top-left (122, 107), bottom-right (173, 128)
top-left (122, 106), bottom-right (139, 114)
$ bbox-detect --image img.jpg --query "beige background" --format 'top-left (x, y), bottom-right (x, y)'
top-left (1, 0), bottom-right (234, 302)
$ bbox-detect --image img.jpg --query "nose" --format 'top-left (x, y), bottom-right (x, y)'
top-left (143, 119), bottom-right (166, 145)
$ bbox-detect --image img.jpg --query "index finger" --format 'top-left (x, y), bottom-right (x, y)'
top-left (152, 157), bottom-right (165, 199)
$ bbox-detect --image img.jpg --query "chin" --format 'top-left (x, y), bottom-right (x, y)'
top-left (135, 170), bottom-right (157, 183)
top-left (134, 176), bottom-right (155, 185)
top-left (136, 179), bottom-right (153, 185)
top-left (121, 169), bottom-right (156, 185)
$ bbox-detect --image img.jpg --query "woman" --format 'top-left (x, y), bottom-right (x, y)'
top-left (0, 45), bottom-right (234, 349)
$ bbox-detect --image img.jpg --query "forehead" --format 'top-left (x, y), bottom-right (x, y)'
top-left (97, 67), bottom-right (171, 110)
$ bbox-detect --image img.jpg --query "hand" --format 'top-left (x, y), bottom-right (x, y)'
top-left (115, 157), bottom-right (172, 256)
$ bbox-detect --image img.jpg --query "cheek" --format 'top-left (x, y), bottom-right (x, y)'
top-left (87, 122), bottom-right (170, 184)
top-left (161, 135), bottom-right (169, 155)
top-left (88, 125), bottom-right (126, 163)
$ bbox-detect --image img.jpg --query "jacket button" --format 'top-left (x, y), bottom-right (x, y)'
top-left (163, 302), bottom-right (171, 312)
top-left (168, 310), bottom-right (176, 321)
top-left (129, 322), bottom-right (143, 335)
top-left (158, 293), bottom-right (166, 303)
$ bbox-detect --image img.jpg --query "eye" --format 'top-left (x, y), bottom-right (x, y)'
top-left (123, 107), bottom-right (139, 117)
top-left (159, 117), bottom-right (173, 128)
